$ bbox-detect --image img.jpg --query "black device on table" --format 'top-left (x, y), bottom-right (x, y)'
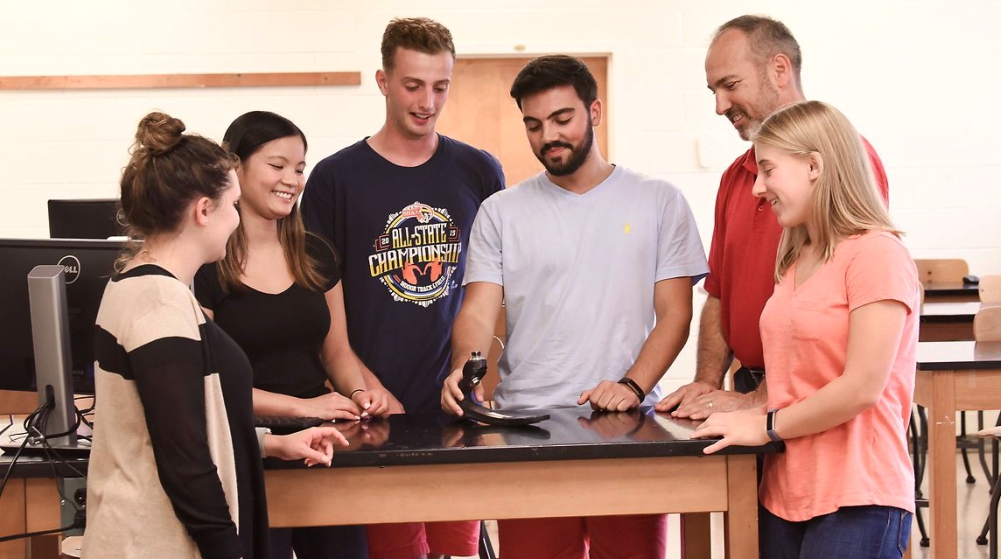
top-left (254, 416), bottom-right (325, 435)
top-left (457, 351), bottom-right (549, 427)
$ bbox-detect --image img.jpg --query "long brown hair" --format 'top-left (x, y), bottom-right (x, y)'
top-left (214, 111), bottom-right (330, 293)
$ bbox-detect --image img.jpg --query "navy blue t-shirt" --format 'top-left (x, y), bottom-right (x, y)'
top-left (301, 135), bottom-right (504, 414)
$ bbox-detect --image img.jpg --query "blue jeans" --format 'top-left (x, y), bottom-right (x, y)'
top-left (760, 505), bottom-right (912, 559)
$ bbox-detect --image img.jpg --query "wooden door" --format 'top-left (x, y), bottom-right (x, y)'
top-left (437, 56), bottom-right (609, 187)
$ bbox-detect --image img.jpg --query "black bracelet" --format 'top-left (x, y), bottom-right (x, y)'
top-left (766, 409), bottom-right (783, 442)
top-left (617, 377), bottom-right (645, 402)
top-left (349, 388), bottom-right (365, 398)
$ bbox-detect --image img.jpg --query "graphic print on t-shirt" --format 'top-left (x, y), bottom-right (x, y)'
top-left (369, 201), bottom-right (462, 307)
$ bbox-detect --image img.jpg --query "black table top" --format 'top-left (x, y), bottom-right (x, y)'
top-left (1, 407), bottom-right (781, 478)
top-left (919, 301), bottom-right (980, 323)
top-left (917, 341), bottom-right (1001, 371)
top-left (922, 282), bottom-right (980, 297)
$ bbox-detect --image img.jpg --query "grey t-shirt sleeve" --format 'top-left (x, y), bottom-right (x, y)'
top-left (655, 187), bottom-right (709, 285)
top-left (463, 196), bottom-right (504, 287)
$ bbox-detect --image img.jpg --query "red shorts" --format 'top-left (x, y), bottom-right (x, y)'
top-left (498, 514), bottom-right (666, 559)
top-left (366, 520), bottom-right (480, 559)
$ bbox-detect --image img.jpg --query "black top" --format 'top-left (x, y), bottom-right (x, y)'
top-left (194, 235), bottom-right (341, 398)
top-left (301, 136), bottom-right (505, 414)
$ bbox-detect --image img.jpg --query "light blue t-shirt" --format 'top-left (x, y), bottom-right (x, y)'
top-left (464, 166), bottom-right (708, 410)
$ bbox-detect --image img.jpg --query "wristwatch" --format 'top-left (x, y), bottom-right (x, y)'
top-left (766, 409), bottom-right (783, 442)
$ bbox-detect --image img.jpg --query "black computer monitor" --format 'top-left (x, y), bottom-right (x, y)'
top-left (47, 198), bottom-right (126, 239)
top-left (0, 238), bottom-right (123, 395)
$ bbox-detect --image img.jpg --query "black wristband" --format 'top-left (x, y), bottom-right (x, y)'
top-left (617, 377), bottom-right (645, 402)
top-left (766, 409), bottom-right (783, 442)
top-left (349, 388), bottom-right (365, 398)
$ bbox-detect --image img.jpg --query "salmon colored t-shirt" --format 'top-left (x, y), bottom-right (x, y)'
top-left (759, 231), bottom-right (919, 522)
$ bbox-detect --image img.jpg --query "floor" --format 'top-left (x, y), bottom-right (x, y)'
top-left (449, 453), bottom-right (999, 559)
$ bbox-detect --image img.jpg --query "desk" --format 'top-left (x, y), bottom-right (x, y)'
top-left (920, 301), bottom-right (981, 341)
top-left (922, 282), bottom-right (981, 303)
top-left (1, 407), bottom-right (779, 559)
top-left (914, 341), bottom-right (1001, 559)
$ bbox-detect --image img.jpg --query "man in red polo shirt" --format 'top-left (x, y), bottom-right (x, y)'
top-left (657, 15), bottom-right (889, 418)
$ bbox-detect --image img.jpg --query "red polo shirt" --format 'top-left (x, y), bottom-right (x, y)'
top-left (703, 138), bottom-right (889, 369)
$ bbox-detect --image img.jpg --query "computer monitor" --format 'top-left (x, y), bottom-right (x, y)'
top-left (0, 238), bottom-right (123, 396)
top-left (27, 265), bottom-right (78, 446)
top-left (47, 198), bottom-right (126, 239)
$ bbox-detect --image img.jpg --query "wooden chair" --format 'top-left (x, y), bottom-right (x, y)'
top-left (914, 258), bottom-right (969, 285)
top-left (974, 305), bottom-right (1001, 555)
top-left (981, 275), bottom-right (1001, 304)
top-left (975, 305), bottom-right (1001, 344)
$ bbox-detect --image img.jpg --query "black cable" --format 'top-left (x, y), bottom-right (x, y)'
top-left (78, 409), bottom-right (95, 430)
top-left (0, 414), bottom-right (83, 547)
top-left (0, 405), bottom-right (42, 504)
top-left (0, 401), bottom-right (89, 543)
top-left (41, 432), bottom-right (87, 484)
top-left (74, 394), bottom-right (95, 415)
top-left (28, 400), bottom-right (81, 442)
top-left (0, 523), bottom-right (78, 543)
top-left (0, 414), bottom-right (12, 439)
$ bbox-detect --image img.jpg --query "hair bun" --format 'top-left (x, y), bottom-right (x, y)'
top-left (135, 112), bottom-right (186, 155)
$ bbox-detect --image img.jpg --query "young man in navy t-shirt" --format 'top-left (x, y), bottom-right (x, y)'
top-left (300, 17), bottom-right (504, 559)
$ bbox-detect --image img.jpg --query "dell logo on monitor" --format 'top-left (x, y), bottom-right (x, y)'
top-left (57, 255), bottom-right (82, 284)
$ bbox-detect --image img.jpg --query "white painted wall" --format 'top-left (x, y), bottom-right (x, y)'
top-left (2, 0), bottom-right (1000, 392)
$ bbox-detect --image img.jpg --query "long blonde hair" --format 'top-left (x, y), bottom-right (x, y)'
top-left (753, 100), bottom-right (900, 282)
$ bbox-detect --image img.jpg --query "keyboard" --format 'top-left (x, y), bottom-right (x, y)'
top-left (253, 416), bottom-right (326, 435)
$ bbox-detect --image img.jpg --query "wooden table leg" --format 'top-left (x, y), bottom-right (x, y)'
top-left (927, 370), bottom-right (958, 559)
top-left (724, 454), bottom-right (759, 559)
top-left (0, 478), bottom-right (27, 559)
top-left (682, 512), bottom-right (712, 559)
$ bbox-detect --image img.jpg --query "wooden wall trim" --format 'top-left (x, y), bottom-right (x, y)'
top-left (0, 72), bottom-right (361, 90)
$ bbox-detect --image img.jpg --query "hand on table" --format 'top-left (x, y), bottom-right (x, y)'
top-left (264, 426), bottom-right (349, 467)
top-left (690, 409), bottom-right (768, 454)
top-left (660, 387), bottom-right (752, 420)
top-left (577, 380), bottom-right (640, 412)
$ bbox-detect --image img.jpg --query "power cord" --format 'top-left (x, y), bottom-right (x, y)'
top-left (0, 401), bottom-right (48, 503)
top-left (0, 521), bottom-right (82, 543)
top-left (0, 401), bottom-right (89, 542)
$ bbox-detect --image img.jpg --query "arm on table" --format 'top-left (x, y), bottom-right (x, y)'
top-left (441, 282), bottom-right (504, 416)
top-left (580, 277), bottom-right (694, 412)
top-left (693, 299), bottom-right (907, 453)
top-left (320, 283), bottom-right (391, 417)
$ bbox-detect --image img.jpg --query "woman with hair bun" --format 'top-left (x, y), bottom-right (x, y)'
top-left (83, 112), bottom-right (347, 559)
